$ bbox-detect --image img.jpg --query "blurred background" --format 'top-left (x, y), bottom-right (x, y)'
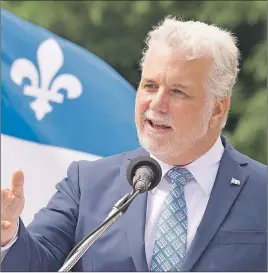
top-left (3, 0), bottom-right (266, 163)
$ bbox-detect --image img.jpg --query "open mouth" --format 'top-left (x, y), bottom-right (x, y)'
top-left (146, 119), bottom-right (172, 131)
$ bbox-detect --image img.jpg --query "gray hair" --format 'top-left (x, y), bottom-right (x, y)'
top-left (140, 16), bottom-right (241, 128)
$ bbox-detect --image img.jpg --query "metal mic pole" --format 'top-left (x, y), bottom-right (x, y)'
top-left (58, 156), bottom-right (162, 272)
top-left (58, 212), bottom-right (122, 272)
top-left (58, 192), bottom-right (139, 272)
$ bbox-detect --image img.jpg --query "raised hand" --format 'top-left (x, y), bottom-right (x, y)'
top-left (1, 170), bottom-right (25, 246)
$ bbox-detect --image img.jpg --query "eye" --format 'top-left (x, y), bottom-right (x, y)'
top-left (171, 89), bottom-right (185, 95)
top-left (144, 84), bottom-right (157, 88)
top-left (143, 84), bottom-right (158, 91)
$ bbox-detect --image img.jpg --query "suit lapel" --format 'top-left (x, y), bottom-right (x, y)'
top-left (119, 148), bottom-right (150, 272)
top-left (182, 144), bottom-right (249, 271)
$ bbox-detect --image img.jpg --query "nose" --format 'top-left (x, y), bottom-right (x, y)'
top-left (149, 88), bottom-right (169, 114)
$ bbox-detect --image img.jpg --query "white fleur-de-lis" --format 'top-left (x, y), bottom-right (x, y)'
top-left (10, 38), bottom-right (83, 120)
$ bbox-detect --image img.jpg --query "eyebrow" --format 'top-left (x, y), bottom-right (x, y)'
top-left (171, 83), bottom-right (188, 89)
top-left (142, 78), bottom-right (188, 89)
top-left (142, 78), bottom-right (157, 84)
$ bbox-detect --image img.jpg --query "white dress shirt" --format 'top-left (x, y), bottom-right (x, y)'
top-left (1, 136), bottom-right (224, 266)
top-left (145, 136), bottom-right (224, 268)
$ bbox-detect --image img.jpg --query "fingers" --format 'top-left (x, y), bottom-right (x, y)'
top-left (11, 169), bottom-right (24, 198)
top-left (1, 220), bottom-right (11, 230)
top-left (1, 188), bottom-right (13, 207)
top-left (1, 188), bottom-right (10, 201)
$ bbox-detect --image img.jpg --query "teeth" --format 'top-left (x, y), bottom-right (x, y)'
top-left (153, 122), bottom-right (163, 126)
top-left (152, 121), bottom-right (168, 127)
top-left (149, 120), bottom-right (170, 128)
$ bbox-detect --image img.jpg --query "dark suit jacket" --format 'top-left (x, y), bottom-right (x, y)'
top-left (2, 136), bottom-right (267, 271)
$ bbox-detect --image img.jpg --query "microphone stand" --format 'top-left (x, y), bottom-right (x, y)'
top-left (58, 191), bottom-right (140, 272)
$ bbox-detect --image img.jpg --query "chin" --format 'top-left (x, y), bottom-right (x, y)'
top-left (138, 133), bottom-right (176, 156)
top-left (138, 130), bottom-right (203, 160)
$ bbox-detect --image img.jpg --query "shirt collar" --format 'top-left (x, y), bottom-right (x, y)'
top-left (150, 135), bottom-right (224, 196)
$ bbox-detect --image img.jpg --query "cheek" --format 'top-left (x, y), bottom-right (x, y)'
top-left (171, 103), bottom-right (202, 128)
top-left (135, 94), bottom-right (150, 118)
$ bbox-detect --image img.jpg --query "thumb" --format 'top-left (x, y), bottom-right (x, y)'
top-left (11, 170), bottom-right (24, 198)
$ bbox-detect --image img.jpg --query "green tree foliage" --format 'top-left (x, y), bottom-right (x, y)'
top-left (2, 1), bottom-right (266, 163)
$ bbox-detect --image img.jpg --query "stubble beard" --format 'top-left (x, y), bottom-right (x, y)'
top-left (136, 99), bottom-right (214, 161)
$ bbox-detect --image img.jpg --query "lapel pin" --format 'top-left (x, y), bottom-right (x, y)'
top-left (230, 178), bottom-right (240, 185)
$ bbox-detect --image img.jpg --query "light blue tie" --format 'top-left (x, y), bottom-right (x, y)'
top-left (150, 167), bottom-right (193, 272)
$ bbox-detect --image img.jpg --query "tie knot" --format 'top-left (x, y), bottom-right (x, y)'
top-left (166, 167), bottom-right (194, 186)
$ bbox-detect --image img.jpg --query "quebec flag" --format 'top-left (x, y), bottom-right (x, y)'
top-left (1, 10), bottom-right (139, 225)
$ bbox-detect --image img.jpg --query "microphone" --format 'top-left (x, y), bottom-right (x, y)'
top-left (59, 156), bottom-right (162, 272)
top-left (126, 156), bottom-right (162, 193)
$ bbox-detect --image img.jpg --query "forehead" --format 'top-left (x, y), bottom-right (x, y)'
top-left (141, 49), bottom-right (212, 86)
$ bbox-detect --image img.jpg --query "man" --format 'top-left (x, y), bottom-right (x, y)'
top-left (1, 16), bottom-right (267, 272)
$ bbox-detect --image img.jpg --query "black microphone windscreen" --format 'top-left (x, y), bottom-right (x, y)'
top-left (126, 156), bottom-right (162, 192)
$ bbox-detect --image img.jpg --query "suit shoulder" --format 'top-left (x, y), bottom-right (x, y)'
top-left (229, 145), bottom-right (266, 174)
top-left (238, 153), bottom-right (267, 187)
top-left (68, 147), bottom-right (147, 190)
top-left (243, 155), bottom-right (266, 178)
top-left (226, 143), bottom-right (266, 187)
top-left (75, 146), bottom-right (146, 170)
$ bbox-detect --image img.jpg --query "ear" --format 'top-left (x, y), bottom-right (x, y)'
top-left (210, 96), bottom-right (230, 128)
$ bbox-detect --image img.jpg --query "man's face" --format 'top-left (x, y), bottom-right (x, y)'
top-left (135, 48), bottom-right (215, 160)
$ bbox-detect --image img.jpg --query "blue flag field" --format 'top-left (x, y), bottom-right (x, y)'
top-left (1, 9), bottom-right (139, 225)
